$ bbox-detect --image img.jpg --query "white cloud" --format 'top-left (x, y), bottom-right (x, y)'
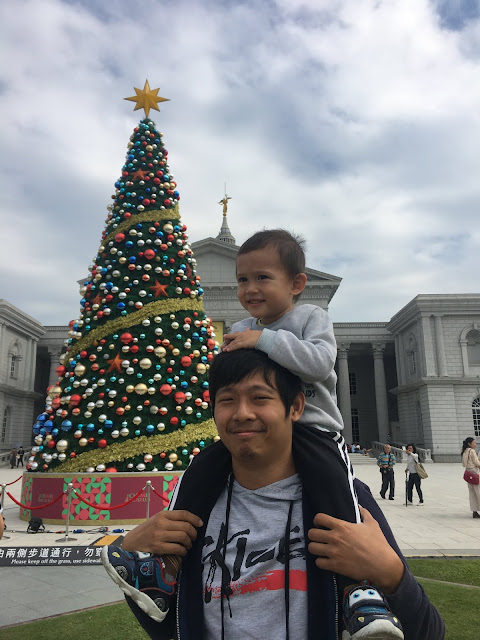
top-left (0, 0), bottom-right (479, 326)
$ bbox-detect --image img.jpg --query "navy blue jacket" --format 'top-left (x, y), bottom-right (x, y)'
top-left (128, 440), bottom-right (445, 639)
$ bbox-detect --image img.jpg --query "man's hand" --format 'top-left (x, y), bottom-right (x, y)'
top-left (307, 506), bottom-right (404, 594)
top-left (121, 510), bottom-right (203, 557)
top-left (222, 329), bottom-right (262, 351)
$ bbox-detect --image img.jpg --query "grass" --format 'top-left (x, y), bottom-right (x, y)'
top-left (1, 558), bottom-right (479, 639)
top-left (1, 602), bottom-right (150, 640)
top-left (407, 557), bottom-right (480, 587)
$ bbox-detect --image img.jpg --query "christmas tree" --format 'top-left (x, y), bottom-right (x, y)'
top-left (29, 81), bottom-right (219, 474)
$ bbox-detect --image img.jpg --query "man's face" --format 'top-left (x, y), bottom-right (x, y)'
top-left (213, 371), bottom-right (304, 468)
top-left (384, 445), bottom-right (391, 454)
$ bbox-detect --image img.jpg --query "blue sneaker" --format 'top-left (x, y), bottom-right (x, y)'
top-left (342, 581), bottom-right (404, 639)
top-left (101, 546), bottom-right (176, 622)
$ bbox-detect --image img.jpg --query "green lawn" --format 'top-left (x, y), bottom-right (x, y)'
top-left (1, 558), bottom-right (479, 639)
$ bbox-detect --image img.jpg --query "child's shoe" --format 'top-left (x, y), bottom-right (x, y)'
top-left (342, 581), bottom-right (404, 639)
top-left (101, 546), bottom-right (176, 622)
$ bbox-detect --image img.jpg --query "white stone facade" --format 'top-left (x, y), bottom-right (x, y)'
top-left (0, 300), bottom-right (45, 451)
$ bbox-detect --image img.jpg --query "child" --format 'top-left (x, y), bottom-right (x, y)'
top-left (102, 229), bottom-right (404, 640)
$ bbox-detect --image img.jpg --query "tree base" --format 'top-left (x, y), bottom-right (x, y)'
top-left (19, 471), bottom-right (181, 525)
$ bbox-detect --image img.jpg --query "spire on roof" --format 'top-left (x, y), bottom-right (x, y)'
top-left (216, 189), bottom-right (236, 244)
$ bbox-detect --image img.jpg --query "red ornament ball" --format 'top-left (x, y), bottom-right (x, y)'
top-left (98, 439), bottom-right (107, 448)
top-left (144, 249), bottom-right (155, 260)
top-left (120, 332), bottom-right (133, 344)
top-left (69, 394), bottom-right (82, 407)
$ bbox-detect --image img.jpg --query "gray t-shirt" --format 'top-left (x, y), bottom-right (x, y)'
top-left (202, 475), bottom-right (308, 640)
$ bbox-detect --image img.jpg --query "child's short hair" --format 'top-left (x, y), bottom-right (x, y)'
top-left (237, 229), bottom-right (306, 278)
top-left (237, 229), bottom-right (306, 302)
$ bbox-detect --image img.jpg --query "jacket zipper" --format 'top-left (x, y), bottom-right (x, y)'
top-left (333, 573), bottom-right (339, 638)
top-left (176, 569), bottom-right (182, 639)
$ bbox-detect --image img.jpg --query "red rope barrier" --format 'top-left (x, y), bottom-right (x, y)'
top-left (71, 486), bottom-right (145, 511)
top-left (6, 490), bottom-right (65, 510)
top-left (4, 475), bottom-right (23, 486)
top-left (151, 485), bottom-right (170, 505)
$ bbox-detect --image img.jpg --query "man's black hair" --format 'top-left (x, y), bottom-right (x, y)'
top-left (237, 229), bottom-right (306, 302)
top-left (208, 349), bottom-right (302, 416)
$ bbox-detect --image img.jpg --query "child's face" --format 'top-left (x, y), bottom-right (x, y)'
top-left (236, 245), bottom-right (305, 325)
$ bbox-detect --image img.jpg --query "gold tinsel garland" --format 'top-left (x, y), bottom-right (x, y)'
top-left (102, 206), bottom-right (180, 247)
top-left (52, 418), bottom-right (218, 473)
top-left (67, 298), bottom-right (205, 359)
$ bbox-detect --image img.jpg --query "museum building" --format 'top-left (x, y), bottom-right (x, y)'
top-left (1, 214), bottom-right (479, 462)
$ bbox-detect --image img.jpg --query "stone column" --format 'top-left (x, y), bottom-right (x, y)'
top-left (372, 343), bottom-right (390, 443)
top-left (48, 348), bottom-right (62, 387)
top-left (24, 339), bottom-right (33, 389)
top-left (421, 315), bottom-right (436, 376)
top-left (433, 315), bottom-right (448, 377)
top-left (0, 322), bottom-right (6, 385)
top-left (394, 334), bottom-right (406, 387)
top-left (336, 343), bottom-right (352, 444)
top-left (29, 339), bottom-right (38, 390)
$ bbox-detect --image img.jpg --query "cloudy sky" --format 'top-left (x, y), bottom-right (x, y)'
top-left (1, 0), bottom-right (480, 326)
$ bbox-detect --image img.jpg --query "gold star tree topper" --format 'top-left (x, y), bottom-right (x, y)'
top-left (124, 80), bottom-right (169, 117)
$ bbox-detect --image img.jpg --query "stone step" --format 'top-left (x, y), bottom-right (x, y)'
top-left (348, 455), bottom-right (378, 465)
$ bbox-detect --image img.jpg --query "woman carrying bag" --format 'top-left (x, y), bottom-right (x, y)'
top-left (405, 443), bottom-right (424, 505)
top-left (461, 437), bottom-right (480, 519)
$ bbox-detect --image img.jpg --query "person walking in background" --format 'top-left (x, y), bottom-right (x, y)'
top-left (461, 437), bottom-right (480, 519)
top-left (9, 448), bottom-right (17, 470)
top-left (16, 445), bottom-right (25, 468)
top-left (405, 443), bottom-right (424, 505)
top-left (377, 444), bottom-right (396, 500)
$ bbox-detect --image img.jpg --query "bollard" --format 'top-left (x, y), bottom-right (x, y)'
top-left (1, 483), bottom-right (10, 539)
top-left (56, 483), bottom-right (77, 543)
top-left (145, 480), bottom-right (152, 520)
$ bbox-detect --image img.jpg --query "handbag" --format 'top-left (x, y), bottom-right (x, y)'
top-left (463, 469), bottom-right (480, 485)
top-left (415, 462), bottom-right (428, 479)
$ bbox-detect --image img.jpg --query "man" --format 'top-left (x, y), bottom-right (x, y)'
top-left (106, 350), bottom-right (444, 639)
top-left (378, 444), bottom-right (396, 501)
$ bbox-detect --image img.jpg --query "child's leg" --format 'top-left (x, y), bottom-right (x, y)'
top-left (101, 547), bottom-right (179, 622)
top-left (292, 425), bottom-right (404, 640)
top-left (292, 424), bottom-right (360, 524)
top-left (101, 441), bottom-right (232, 622)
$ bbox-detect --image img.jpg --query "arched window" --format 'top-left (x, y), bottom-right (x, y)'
top-left (351, 408), bottom-right (359, 443)
top-left (466, 330), bottom-right (480, 366)
top-left (407, 335), bottom-right (417, 375)
top-left (473, 398), bottom-right (480, 437)
top-left (1, 407), bottom-right (10, 444)
top-left (8, 340), bottom-right (21, 379)
top-left (460, 324), bottom-right (480, 376)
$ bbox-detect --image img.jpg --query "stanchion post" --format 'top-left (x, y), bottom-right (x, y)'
top-left (145, 481), bottom-right (152, 520)
top-left (56, 483), bottom-right (77, 543)
top-left (1, 483), bottom-right (10, 539)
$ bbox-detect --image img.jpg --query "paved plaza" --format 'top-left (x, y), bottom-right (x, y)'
top-left (1, 458), bottom-right (479, 628)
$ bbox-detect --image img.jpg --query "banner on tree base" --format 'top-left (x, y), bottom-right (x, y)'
top-left (20, 471), bottom-right (180, 524)
top-left (0, 545), bottom-right (102, 567)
